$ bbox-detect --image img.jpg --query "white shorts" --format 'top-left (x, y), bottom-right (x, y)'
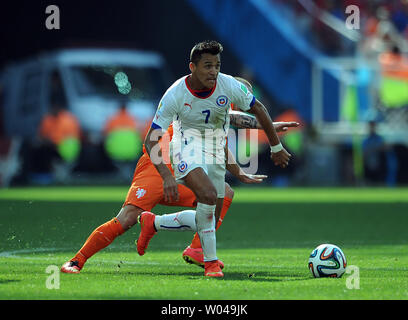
top-left (170, 140), bottom-right (226, 198)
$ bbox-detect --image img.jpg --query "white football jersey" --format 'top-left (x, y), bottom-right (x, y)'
top-left (152, 72), bottom-right (255, 160)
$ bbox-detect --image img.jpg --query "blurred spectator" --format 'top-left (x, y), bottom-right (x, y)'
top-left (104, 102), bottom-right (139, 137)
top-left (274, 0), bottom-right (408, 57)
top-left (39, 103), bottom-right (81, 163)
top-left (103, 102), bottom-right (142, 163)
top-left (379, 45), bottom-right (408, 79)
top-left (362, 121), bottom-right (386, 184)
top-left (361, 5), bottom-right (405, 59)
top-left (18, 103), bottom-right (82, 184)
top-left (378, 45), bottom-right (408, 108)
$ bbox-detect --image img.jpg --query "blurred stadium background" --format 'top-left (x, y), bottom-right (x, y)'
top-left (1, 0), bottom-right (408, 189)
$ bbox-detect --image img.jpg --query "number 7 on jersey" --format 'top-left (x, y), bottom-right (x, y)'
top-left (202, 109), bottom-right (210, 123)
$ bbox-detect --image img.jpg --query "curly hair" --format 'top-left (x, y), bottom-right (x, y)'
top-left (190, 40), bottom-right (223, 64)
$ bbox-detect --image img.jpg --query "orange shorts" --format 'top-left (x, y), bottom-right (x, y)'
top-left (123, 153), bottom-right (197, 211)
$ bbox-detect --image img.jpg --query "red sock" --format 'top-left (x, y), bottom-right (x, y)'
top-left (72, 217), bottom-right (125, 267)
top-left (190, 196), bottom-right (233, 249)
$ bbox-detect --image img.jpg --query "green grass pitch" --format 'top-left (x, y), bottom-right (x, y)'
top-left (0, 186), bottom-right (408, 300)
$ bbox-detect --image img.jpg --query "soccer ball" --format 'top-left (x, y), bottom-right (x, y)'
top-left (308, 244), bottom-right (347, 278)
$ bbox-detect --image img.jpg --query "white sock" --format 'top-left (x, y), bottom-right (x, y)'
top-left (154, 210), bottom-right (197, 232)
top-left (196, 202), bottom-right (217, 262)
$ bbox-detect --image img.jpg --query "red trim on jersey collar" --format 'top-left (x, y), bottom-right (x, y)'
top-left (185, 75), bottom-right (216, 99)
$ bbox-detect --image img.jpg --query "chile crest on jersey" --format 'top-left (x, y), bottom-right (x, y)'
top-left (216, 95), bottom-right (229, 107)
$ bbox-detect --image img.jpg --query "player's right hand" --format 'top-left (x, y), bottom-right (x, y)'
top-left (163, 175), bottom-right (179, 203)
top-left (270, 148), bottom-right (291, 168)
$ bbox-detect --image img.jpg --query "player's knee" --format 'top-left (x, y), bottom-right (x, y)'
top-left (224, 182), bottom-right (234, 199)
top-left (198, 188), bottom-right (217, 205)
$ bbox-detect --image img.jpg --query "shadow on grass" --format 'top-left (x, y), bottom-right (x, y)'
top-left (220, 271), bottom-right (311, 282)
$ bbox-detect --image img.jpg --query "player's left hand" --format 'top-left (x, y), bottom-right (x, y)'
top-left (273, 121), bottom-right (300, 133)
top-left (239, 173), bottom-right (268, 184)
top-left (271, 148), bottom-right (291, 168)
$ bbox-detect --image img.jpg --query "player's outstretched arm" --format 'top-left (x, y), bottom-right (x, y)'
top-left (247, 99), bottom-right (291, 168)
top-left (229, 110), bottom-right (300, 132)
top-left (144, 127), bottom-right (179, 202)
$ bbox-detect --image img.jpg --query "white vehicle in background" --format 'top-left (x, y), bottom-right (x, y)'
top-left (1, 48), bottom-right (172, 138)
top-left (0, 48), bottom-right (172, 186)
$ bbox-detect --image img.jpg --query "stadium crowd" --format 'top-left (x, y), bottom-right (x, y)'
top-left (272, 0), bottom-right (408, 56)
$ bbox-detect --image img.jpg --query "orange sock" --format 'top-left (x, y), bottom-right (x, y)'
top-left (72, 217), bottom-right (125, 267)
top-left (190, 196), bottom-right (233, 249)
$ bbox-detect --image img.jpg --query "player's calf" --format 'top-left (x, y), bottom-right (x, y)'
top-left (116, 205), bottom-right (144, 230)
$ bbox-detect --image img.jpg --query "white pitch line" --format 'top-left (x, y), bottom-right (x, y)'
top-left (0, 247), bottom-right (65, 258)
top-left (0, 247), bottom-right (182, 266)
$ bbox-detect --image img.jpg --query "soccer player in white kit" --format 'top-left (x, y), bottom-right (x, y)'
top-left (137, 40), bottom-right (291, 277)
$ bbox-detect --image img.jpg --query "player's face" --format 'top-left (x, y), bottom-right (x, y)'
top-left (190, 53), bottom-right (221, 89)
